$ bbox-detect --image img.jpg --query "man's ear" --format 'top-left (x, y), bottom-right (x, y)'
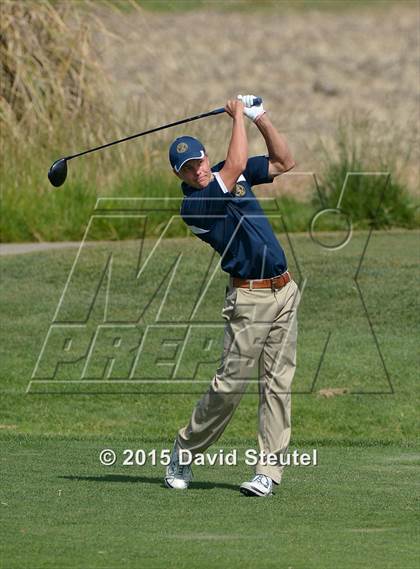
top-left (173, 168), bottom-right (181, 180)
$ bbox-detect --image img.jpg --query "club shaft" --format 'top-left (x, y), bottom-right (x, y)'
top-left (65, 107), bottom-right (226, 161)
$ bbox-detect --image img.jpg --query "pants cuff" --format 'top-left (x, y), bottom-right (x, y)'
top-left (255, 465), bottom-right (284, 485)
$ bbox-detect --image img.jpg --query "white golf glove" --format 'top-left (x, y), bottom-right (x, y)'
top-left (237, 94), bottom-right (265, 123)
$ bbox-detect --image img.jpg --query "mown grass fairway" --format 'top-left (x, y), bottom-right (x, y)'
top-left (1, 231), bottom-right (419, 568)
top-left (1, 231), bottom-right (418, 440)
top-left (2, 436), bottom-right (419, 569)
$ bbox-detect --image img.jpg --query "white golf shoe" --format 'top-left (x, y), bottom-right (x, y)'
top-left (240, 474), bottom-right (275, 497)
top-left (164, 440), bottom-right (192, 490)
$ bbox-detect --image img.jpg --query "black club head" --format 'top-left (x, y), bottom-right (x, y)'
top-left (48, 158), bottom-right (67, 187)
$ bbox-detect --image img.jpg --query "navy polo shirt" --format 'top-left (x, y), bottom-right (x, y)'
top-left (180, 155), bottom-right (287, 279)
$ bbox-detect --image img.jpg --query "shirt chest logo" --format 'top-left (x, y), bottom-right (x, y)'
top-left (233, 183), bottom-right (246, 197)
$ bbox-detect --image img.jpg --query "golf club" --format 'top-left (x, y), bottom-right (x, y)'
top-left (48, 97), bottom-right (263, 187)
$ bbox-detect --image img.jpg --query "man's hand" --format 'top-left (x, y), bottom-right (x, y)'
top-left (237, 94), bottom-right (265, 123)
top-left (224, 99), bottom-right (245, 119)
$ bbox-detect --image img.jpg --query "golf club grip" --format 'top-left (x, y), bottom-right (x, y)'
top-left (212, 97), bottom-right (263, 114)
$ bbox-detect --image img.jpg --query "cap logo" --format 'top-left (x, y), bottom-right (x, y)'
top-left (233, 183), bottom-right (246, 197)
top-left (176, 142), bottom-right (188, 153)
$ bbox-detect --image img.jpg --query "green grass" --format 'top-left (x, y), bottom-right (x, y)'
top-left (1, 231), bottom-right (418, 441)
top-left (1, 162), bottom-right (314, 241)
top-left (1, 434), bottom-right (419, 569)
top-left (1, 231), bottom-right (418, 567)
top-left (314, 117), bottom-right (418, 230)
top-left (2, 159), bottom-right (416, 241)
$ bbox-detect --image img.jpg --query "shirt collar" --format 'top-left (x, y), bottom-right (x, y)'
top-left (181, 181), bottom-right (195, 196)
top-left (181, 173), bottom-right (216, 196)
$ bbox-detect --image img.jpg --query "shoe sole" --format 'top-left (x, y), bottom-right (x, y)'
top-left (164, 477), bottom-right (189, 490)
top-left (239, 485), bottom-right (273, 497)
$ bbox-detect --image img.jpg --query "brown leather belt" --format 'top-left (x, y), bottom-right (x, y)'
top-left (232, 271), bottom-right (292, 290)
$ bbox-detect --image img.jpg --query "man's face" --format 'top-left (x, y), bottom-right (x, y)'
top-left (175, 155), bottom-right (212, 189)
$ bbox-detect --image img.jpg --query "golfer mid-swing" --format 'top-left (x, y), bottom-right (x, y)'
top-left (165, 95), bottom-right (300, 497)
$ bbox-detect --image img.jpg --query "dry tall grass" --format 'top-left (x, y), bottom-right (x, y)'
top-left (0, 0), bottom-right (186, 191)
top-left (0, 0), bottom-right (115, 144)
top-left (0, 0), bottom-right (125, 242)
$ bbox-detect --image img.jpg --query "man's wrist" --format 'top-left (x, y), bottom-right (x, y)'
top-left (254, 111), bottom-right (268, 125)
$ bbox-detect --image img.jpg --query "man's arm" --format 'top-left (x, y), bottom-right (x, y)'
top-left (218, 99), bottom-right (248, 192)
top-left (254, 113), bottom-right (295, 178)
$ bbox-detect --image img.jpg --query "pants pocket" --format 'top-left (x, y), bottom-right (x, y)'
top-left (221, 286), bottom-right (238, 321)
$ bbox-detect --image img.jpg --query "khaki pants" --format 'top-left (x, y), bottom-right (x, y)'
top-left (177, 278), bottom-right (300, 484)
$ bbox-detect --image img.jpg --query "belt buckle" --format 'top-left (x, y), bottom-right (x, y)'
top-left (270, 277), bottom-right (276, 292)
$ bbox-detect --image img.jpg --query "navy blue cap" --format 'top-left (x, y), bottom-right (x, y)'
top-left (169, 136), bottom-right (206, 173)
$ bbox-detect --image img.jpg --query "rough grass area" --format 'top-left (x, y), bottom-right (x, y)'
top-left (313, 116), bottom-right (417, 229)
top-left (1, 126), bottom-right (417, 242)
top-left (1, 1), bottom-right (418, 242)
top-left (0, 167), bottom-right (314, 242)
top-left (1, 434), bottom-right (418, 569)
top-left (115, 0), bottom-right (404, 13)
